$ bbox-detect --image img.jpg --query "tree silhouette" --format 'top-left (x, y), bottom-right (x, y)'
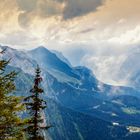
top-left (24, 65), bottom-right (50, 140)
top-left (0, 48), bottom-right (24, 139)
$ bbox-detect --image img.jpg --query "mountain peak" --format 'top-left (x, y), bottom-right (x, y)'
top-left (28, 46), bottom-right (80, 79)
top-left (32, 46), bottom-right (49, 52)
top-left (0, 45), bottom-right (12, 50)
top-left (38, 46), bottom-right (47, 49)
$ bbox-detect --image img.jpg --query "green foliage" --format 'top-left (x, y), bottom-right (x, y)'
top-left (0, 50), bottom-right (25, 139)
top-left (24, 66), bottom-right (50, 140)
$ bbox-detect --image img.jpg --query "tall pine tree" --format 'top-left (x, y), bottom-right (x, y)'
top-left (0, 49), bottom-right (24, 139)
top-left (24, 65), bottom-right (50, 140)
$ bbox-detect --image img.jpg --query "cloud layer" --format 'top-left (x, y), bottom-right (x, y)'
top-left (15, 0), bottom-right (104, 27)
top-left (63, 0), bottom-right (104, 19)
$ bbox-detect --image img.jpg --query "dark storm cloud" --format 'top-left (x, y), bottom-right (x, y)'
top-left (63, 0), bottom-right (104, 19)
top-left (16, 0), bottom-right (104, 27)
top-left (17, 0), bottom-right (63, 27)
top-left (16, 0), bottom-right (38, 12)
top-left (18, 12), bottom-right (31, 27)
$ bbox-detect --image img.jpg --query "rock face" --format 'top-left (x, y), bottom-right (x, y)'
top-left (1, 45), bottom-right (140, 140)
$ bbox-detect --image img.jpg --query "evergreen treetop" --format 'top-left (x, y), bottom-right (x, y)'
top-left (24, 65), bottom-right (50, 140)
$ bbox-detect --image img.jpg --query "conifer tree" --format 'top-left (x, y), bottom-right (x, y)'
top-left (0, 49), bottom-right (24, 139)
top-left (24, 65), bottom-right (50, 140)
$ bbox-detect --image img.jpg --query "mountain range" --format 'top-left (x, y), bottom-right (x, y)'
top-left (0, 45), bottom-right (140, 140)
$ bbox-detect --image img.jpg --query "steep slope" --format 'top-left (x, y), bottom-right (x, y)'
top-left (51, 50), bottom-right (72, 67)
top-left (28, 47), bottom-right (79, 79)
top-left (0, 45), bottom-right (37, 74)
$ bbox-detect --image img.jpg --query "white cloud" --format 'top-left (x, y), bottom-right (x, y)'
top-left (108, 26), bottom-right (140, 45)
top-left (81, 54), bottom-right (127, 86)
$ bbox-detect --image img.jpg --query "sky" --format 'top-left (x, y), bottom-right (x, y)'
top-left (0, 0), bottom-right (140, 86)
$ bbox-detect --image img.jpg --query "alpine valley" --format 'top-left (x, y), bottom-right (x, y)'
top-left (1, 45), bottom-right (140, 140)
